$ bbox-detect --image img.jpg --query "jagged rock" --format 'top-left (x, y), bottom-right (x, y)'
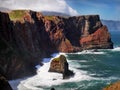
top-left (0, 67), bottom-right (12, 90)
top-left (0, 75), bottom-right (12, 90)
top-left (0, 10), bottom-right (113, 80)
top-left (80, 25), bottom-right (113, 49)
top-left (49, 55), bottom-right (74, 79)
top-left (103, 81), bottom-right (120, 90)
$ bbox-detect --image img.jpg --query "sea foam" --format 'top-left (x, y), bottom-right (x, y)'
top-left (112, 47), bottom-right (120, 51)
top-left (17, 53), bottom-right (93, 90)
top-left (67, 50), bottom-right (105, 55)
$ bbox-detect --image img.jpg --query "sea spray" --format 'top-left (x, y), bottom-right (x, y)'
top-left (10, 46), bottom-right (120, 90)
top-left (17, 53), bottom-right (93, 90)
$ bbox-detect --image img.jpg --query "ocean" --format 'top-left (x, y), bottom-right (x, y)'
top-left (9, 30), bottom-right (120, 90)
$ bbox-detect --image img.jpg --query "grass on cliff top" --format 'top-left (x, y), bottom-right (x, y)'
top-left (8, 10), bottom-right (26, 21)
top-left (44, 16), bottom-right (54, 21)
top-left (52, 55), bottom-right (66, 61)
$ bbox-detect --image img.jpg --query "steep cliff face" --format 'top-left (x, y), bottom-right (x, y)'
top-left (0, 10), bottom-right (113, 79)
top-left (80, 26), bottom-right (113, 49)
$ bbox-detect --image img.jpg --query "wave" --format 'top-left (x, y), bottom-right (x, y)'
top-left (67, 50), bottom-right (105, 55)
top-left (18, 59), bottom-right (94, 90)
top-left (112, 47), bottom-right (120, 51)
top-left (9, 78), bottom-right (27, 90)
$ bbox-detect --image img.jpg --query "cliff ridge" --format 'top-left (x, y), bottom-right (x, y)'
top-left (0, 10), bottom-right (113, 79)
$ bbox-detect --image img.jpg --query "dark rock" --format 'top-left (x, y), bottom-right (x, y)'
top-left (0, 10), bottom-right (113, 80)
top-left (0, 66), bottom-right (12, 90)
top-left (49, 55), bottom-right (74, 79)
top-left (0, 75), bottom-right (12, 90)
top-left (51, 88), bottom-right (55, 90)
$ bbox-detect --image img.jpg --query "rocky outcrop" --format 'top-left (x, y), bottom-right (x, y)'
top-left (0, 75), bottom-right (12, 90)
top-left (49, 55), bottom-right (74, 79)
top-left (0, 67), bottom-right (12, 90)
top-left (0, 10), bottom-right (113, 80)
top-left (103, 81), bottom-right (120, 90)
top-left (80, 25), bottom-right (113, 49)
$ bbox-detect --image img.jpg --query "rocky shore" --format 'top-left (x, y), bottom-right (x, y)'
top-left (49, 55), bottom-right (74, 79)
top-left (0, 10), bottom-right (113, 80)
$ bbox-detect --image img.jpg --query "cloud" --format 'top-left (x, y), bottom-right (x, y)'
top-left (0, 0), bottom-right (79, 16)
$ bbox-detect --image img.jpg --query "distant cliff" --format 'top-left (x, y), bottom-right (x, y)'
top-left (0, 10), bottom-right (113, 79)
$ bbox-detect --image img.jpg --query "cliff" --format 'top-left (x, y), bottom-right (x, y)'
top-left (49, 55), bottom-right (74, 79)
top-left (0, 75), bottom-right (12, 90)
top-left (0, 10), bottom-right (113, 79)
top-left (0, 67), bottom-right (12, 90)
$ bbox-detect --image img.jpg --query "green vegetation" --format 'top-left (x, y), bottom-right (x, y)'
top-left (9, 10), bottom-right (26, 21)
top-left (52, 55), bottom-right (66, 61)
top-left (53, 57), bottom-right (60, 61)
top-left (45, 16), bottom-right (54, 21)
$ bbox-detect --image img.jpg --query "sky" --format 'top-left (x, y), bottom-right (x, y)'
top-left (0, 0), bottom-right (120, 20)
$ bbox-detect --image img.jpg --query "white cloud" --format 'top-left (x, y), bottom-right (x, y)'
top-left (0, 0), bottom-right (79, 16)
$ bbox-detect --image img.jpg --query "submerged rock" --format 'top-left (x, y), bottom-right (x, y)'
top-left (49, 55), bottom-right (74, 79)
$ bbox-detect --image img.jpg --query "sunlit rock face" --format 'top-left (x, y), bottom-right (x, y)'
top-left (0, 10), bottom-right (113, 79)
top-left (103, 81), bottom-right (120, 90)
top-left (49, 55), bottom-right (74, 79)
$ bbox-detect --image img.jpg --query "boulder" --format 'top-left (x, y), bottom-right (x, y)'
top-left (0, 66), bottom-right (12, 90)
top-left (49, 55), bottom-right (74, 79)
top-left (0, 75), bottom-right (12, 90)
top-left (103, 81), bottom-right (120, 90)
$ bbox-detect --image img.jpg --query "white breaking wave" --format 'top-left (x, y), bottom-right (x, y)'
top-left (78, 50), bottom-right (105, 54)
top-left (67, 50), bottom-right (105, 55)
top-left (17, 53), bottom-right (93, 90)
top-left (112, 47), bottom-right (120, 51)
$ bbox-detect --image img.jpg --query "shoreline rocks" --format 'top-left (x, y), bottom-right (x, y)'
top-left (0, 10), bottom-right (113, 80)
top-left (0, 75), bottom-right (12, 90)
top-left (49, 55), bottom-right (74, 79)
top-left (103, 81), bottom-right (120, 90)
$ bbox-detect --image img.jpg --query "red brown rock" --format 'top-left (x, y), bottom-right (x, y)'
top-left (80, 25), bottom-right (113, 49)
top-left (0, 10), bottom-right (113, 80)
top-left (103, 81), bottom-right (120, 90)
top-left (49, 55), bottom-right (74, 79)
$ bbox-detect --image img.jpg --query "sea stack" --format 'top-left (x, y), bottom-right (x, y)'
top-left (0, 10), bottom-right (113, 80)
top-left (49, 55), bottom-right (74, 79)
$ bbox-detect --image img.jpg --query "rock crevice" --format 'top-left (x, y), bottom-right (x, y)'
top-left (49, 55), bottom-right (74, 79)
top-left (0, 10), bottom-right (113, 79)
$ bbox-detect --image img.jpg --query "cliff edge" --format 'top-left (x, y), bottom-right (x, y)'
top-left (0, 10), bottom-right (113, 79)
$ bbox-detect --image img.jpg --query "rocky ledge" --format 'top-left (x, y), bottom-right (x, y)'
top-left (103, 81), bottom-right (120, 90)
top-left (0, 10), bottom-right (113, 80)
top-left (0, 75), bottom-right (12, 90)
top-left (49, 55), bottom-right (74, 79)
top-left (0, 67), bottom-right (12, 90)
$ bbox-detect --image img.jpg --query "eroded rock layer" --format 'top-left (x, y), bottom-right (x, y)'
top-left (0, 10), bottom-right (113, 79)
top-left (49, 55), bottom-right (74, 79)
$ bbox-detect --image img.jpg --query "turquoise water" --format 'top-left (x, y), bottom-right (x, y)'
top-left (110, 31), bottom-right (120, 47)
top-left (16, 31), bottom-right (120, 90)
top-left (45, 31), bottom-right (120, 90)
